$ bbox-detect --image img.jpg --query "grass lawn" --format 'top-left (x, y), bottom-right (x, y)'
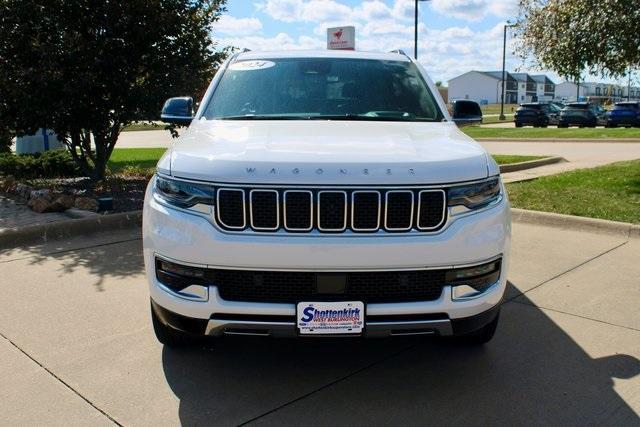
top-left (463, 126), bottom-right (640, 139)
top-left (108, 148), bottom-right (167, 173)
top-left (482, 115), bottom-right (513, 125)
top-left (493, 155), bottom-right (545, 165)
top-left (122, 122), bottom-right (164, 132)
top-left (481, 103), bottom-right (518, 115)
top-left (507, 160), bottom-right (640, 224)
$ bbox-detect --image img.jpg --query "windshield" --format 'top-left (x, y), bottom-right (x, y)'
top-left (202, 57), bottom-right (443, 121)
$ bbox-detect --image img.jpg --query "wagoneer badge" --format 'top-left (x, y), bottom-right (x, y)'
top-left (245, 167), bottom-right (416, 175)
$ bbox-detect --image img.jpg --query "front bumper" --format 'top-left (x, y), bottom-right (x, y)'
top-left (143, 182), bottom-right (511, 337)
top-left (151, 298), bottom-right (502, 338)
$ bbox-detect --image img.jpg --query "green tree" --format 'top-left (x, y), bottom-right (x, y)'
top-left (0, 0), bottom-right (228, 180)
top-left (515, 0), bottom-right (640, 80)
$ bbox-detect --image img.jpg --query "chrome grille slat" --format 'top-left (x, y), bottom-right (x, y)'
top-left (214, 186), bottom-right (447, 234)
top-left (384, 190), bottom-right (414, 231)
top-left (417, 190), bottom-right (447, 230)
top-left (317, 191), bottom-right (348, 232)
top-left (283, 190), bottom-right (313, 231)
top-left (249, 189), bottom-right (279, 231)
top-left (351, 191), bottom-right (381, 231)
top-left (216, 188), bottom-right (246, 229)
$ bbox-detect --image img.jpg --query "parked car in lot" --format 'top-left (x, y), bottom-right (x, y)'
top-left (606, 101), bottom-right (640, 127)
top-left (450, 100), bottom-right (483, 126)
top-left (558, 102), bottom-right (602, 127)
top-left (145, 50), bottom-right (510, 347)
top-left (514, 103), bottom-right (561, 127)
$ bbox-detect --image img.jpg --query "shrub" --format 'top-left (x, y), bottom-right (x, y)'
top-left (0, 128), bottom-right (12, 153)
top-left (0, 149), bottom-right (81, 179)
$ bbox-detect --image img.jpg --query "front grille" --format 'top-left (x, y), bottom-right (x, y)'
top-left (213, 187), bottom-right (446, 233)
top-left (215, 269), bottom-right (447, 303)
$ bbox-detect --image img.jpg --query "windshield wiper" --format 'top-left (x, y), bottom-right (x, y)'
top-left (216, 115), bottom-right (304, 120)
top-left (308, 114), bottom-right (436, 122)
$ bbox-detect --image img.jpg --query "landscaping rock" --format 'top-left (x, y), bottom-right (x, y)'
top-left (51, 194), bottom-right (75, 211)
top-left (74, 196), bottom-right (99, 212)
top-left (30, 189), bottom-right (52, 201)
top-left (15, 183), bottom-right (34, 199)
top-left (28, 196), bottom-right (59, 213)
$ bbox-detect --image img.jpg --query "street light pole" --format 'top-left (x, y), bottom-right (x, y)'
top-left (414, 0), bottom-right (429, 59)
top-left (499, 23), bottom-right (515, 121)
top-left (414, 0), bottom-right (418, 59)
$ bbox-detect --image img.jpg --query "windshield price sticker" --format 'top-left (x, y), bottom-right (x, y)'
top-left (229, 60), bottom-right (275, 71)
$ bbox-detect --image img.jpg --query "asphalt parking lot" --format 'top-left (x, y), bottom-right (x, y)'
top-left (1, 220), bottom-right (639, 426)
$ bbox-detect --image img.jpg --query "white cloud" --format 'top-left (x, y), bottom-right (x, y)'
top-left (391, 0), bottom-right (415, 20)
top-left (302, 0), bottom-right (353, 21)
top-left (430, 0), bottom-right (518, 22)
top-left (262, 0), bottom-right (354, 23)
top-left (221, 32), bottom-right (324, 51)
top-left (354, 1), bottom-right (392, 21)
top-left (215, 16), bottom-right (263, 36)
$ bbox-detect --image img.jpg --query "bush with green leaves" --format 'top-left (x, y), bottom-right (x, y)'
top-left (0, 128), bottom-right (12, 153)
top-left (0, 150), bottom-right (80, 179)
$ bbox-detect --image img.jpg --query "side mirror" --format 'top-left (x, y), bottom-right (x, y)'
top-left (452, 100), bottom-right (483, 127)
top-left (161, 97), bottom-right (194, 125)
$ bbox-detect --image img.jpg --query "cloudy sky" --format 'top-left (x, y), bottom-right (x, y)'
top-left (214, 0), bottom-right (626, 86)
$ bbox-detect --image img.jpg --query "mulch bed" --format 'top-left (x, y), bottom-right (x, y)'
top-left (3, 175), bottom-right (151, 213)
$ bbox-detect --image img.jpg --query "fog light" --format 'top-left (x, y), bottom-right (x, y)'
top-left (158, 260), bottom-right (204, 278)
top-left (448, 260), bottom-right (501, 301)
top-left (155, 258), bottom-right (209, 301)
top-left (446, 262), bottom-right (497, 281)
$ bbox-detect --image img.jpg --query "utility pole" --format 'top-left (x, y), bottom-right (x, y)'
top-left (499, 22), bottom-right (515, 120)
top-left (628, 71), bottom-right (632, 101)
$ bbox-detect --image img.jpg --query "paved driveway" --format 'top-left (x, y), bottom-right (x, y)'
top-left (0, 221), bottom-right (638, 425)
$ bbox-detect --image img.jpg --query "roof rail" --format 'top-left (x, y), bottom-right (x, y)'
top-left (389, 49), bottom-right (408, 57)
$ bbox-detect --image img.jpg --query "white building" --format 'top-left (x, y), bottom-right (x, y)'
top-left (555, 81), bottom-right (640, 103)
top-left (531, 75), bottom-right (556, 102)
top-left (448, 71), bottom-right (518, 104)
top-left (448, 71), bottom-right (554, 104)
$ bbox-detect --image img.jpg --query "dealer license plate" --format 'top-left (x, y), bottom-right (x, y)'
top-left (297, 301), bottom-right (364, 335)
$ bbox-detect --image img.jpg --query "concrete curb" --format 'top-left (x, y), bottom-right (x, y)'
top-left (511, 208), bottom-right (640, 239)
top-left (0, 210), bottom-right (142, 249)
top-left (499, 156), bottom-right (564, 173)
top-left (476, 138), bottom-right (640, 143)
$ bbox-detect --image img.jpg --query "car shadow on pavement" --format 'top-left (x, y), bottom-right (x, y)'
top-left (161, 282), bottom-right (640, 426)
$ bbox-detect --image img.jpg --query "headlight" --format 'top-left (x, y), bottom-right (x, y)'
top-left (153, 175), bottom-right (215, 208)
top-left (448, 177), bottom-right (501, 210)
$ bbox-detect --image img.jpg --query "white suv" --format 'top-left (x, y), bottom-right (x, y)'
top-left (143, 50), bottom-right (510, 346)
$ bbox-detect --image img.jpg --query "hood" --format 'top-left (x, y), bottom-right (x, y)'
top-left (167, 120), bottom-right (490, 185)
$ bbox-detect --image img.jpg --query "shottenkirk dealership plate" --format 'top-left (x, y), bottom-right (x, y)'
top-left (297, 301), bottom-right (364, 335)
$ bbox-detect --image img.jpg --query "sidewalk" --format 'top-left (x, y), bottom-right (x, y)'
top-left (0, 195), bottom-right (70, 232)
top-left (0, 220), bottom-right (638, 425)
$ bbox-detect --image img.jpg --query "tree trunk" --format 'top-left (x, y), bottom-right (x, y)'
top-left (91, 127), bottom-right (120, 181)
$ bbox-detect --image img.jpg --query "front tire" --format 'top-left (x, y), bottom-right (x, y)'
top-left (453, 309), bottom-right (500, 345)
top-left (151, 302), bottom-right (200, 347)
